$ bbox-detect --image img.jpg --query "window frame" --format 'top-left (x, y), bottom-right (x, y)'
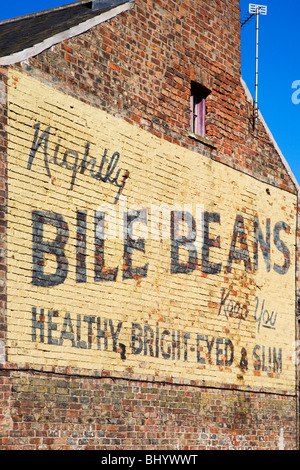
top-left (190, 82), bottom-right (210, 137)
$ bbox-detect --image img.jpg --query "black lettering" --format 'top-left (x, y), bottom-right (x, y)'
top-left (109, 320), bottom-right (122, 352)
top-left (84, 316), bottom-right (95, 349)
top-left (273, 221), bottom-right (290, 274)
top-left (144, 325), bottom-right (154, 357)
top-left (48, 139), bottom-right (61, 166)
top-left (202, 212), bottom-right (222, 274)
top-left (94, 211), bottom-right (118, 281)
top-left (92, 150), bottom-right (121, 185)
top-left (170, 211), bottom-right (198, 274)
top-left (160, 330), bottom-right (171, 359)
top-left (79, 142), bottom-right (91, 174)
top-left (59, 312), bottom-right (75, 347)
top-left (218, 289), bottom-right (230, 318)
top-left (262, 346), bottom-right (270, 372)
top-left (172, 330), bottom-right (180, 361)
top-left (239, 347), bottom-right (248, 371)
top-left (32, 211), bottom-right (69, 287)
top-left (253, 345), bottom-right (261, 371)
top-left (225, 214), bottom-right (252, 273)
top-left (183, 332), bottom-right (190, 362)
top-left (131, 323), bottom-right (143, 354)
top-left (225, 339), bottom-right (234, 366)
top-left (119, 343), bottom-right (126, 360)
top-left (155, 325), bottom-right (160, 358)
top-left (206, 336), bottom-right (215, 364)
top-left (63, 150), bottom-right (79, 190)
top-left (76, 211), bottom-right (87, 283)
top-left (27, 123), bottom-right (51, 178)
top-left (81, 148), bottom-right (122, 188)
top-left (60, 149), bottom-right (76, 170)
top-left (27, 124), bottom-right (123, 191)
top-left (77, 314), bottom-right (87, 349)
top-left (273, 348), bottom-right (282, 373)
top-left (32, 307), bottom-right (45, 342)
top-left (97, 318), bottom-right (108, 350)
top-left (196, 335), bottom-right (206, 364)
top-left (106, 152), bottom-right (122, 185)
top-left (89, 149), bottom-right (107, 180)
top-left (216, 338), bottom-right (223, 365)
top-left (253, 217), bottom-right (270, 272)
top-left (123, 209), bottom-right (148, 280)
top-left (48, 310), bottom-right (58, 345)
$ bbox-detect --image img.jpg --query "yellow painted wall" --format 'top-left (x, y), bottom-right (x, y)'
top-left (6, 69), bottom-right (297, 391)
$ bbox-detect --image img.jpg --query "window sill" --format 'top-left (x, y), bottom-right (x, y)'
top-left (187, 132), bottom-right (217, 149)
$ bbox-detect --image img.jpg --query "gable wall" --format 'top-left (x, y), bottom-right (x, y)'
top-left (0, 0), bottom-right (298, 450)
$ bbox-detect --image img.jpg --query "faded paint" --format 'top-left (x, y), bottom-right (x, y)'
top-left (5, 70), bottom-right (297, 392)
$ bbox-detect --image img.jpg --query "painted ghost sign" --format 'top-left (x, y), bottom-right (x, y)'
top-left (6, 70), bottom-right (297, 391)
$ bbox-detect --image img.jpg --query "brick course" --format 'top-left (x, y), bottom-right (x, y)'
top-left (0, 371), bottom-right (297, 450)
top-left (0, 0), bottom-right (299, 450)
top-left (22, 0), bottom-right (295, 193)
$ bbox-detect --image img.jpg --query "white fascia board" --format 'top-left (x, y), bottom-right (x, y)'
top-left (241, 77), bottom-right (300, 193)
top-left (0, 2), bottom-right (134, 66)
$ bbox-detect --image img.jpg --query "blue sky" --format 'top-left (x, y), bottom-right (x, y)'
top-left (0, 0), bottom-right (299, 185)
top-left (240, 0), bottom-right (300, 185)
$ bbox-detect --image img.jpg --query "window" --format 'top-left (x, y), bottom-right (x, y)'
top-left (190, 82), bottom-right (210, 137)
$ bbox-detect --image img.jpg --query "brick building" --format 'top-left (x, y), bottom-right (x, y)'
top-left (0, 0), bottom-right (299, 450)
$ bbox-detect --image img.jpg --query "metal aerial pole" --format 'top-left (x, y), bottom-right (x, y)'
top-left (254, 8), bottom-right (259, 127)
top-left (248, 4), bottom-right (267, 131)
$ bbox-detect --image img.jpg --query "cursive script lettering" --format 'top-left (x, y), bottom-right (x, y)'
top-left (254, 297), bottom-right (277, 333)
top-left (218, 289), bottom-right (248, 328)
top-left (27, 123), bottom-right (124, 191)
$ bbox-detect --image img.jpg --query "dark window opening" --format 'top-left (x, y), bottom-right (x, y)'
top-left (190, 82), bottom-right (210, 137)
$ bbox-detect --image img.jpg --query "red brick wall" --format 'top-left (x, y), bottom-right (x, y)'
top-left (0, 0), bottom-right (299, 450)
top-left (23, 0), bottom-right (295, 193)
top-left (0, 371), bottom-right (297, 450)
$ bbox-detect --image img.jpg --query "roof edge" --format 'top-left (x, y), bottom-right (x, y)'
top-left (241, 77), bottom-right (300, 194)
top-left (0, 1), bottom-right (134, 66)
top-left (0, 1), bottom-right (92, 26)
